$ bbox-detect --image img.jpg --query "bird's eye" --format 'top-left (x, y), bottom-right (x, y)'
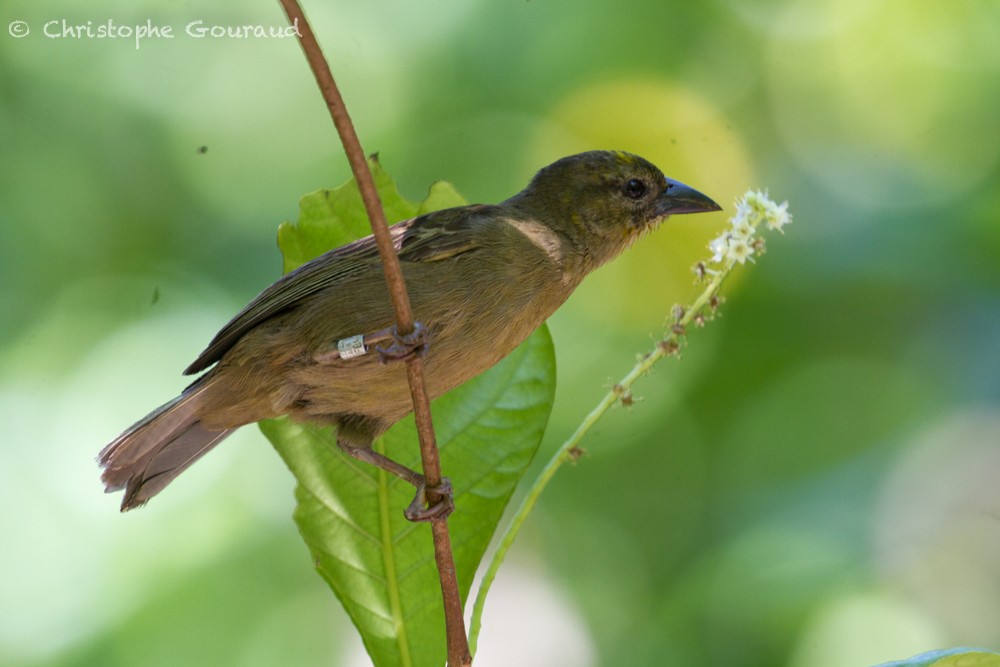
top-left (622, 178), bottom-right (648, 199)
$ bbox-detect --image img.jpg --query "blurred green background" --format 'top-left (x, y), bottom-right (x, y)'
top-left (2, 1), bottom-right (999, 666)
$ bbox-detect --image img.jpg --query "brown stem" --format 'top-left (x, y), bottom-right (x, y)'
top-left (277, 2), bottom-right (470, 665)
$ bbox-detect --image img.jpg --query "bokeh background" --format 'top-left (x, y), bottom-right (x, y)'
top-left (2, 1), bottom-right (999, 666)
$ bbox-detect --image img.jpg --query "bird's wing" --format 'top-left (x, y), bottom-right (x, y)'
top-left (183, 205), bottom-right (494, 375)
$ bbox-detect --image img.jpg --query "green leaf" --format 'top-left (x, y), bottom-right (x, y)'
top-left (275, 155), bottom-right (467, 273)
top-left (260, 158), bottom-right (556, 667)
top-left (872, 648), bottom-right (1000, 667)
top-left (262, 327), bottom-right (553, 667)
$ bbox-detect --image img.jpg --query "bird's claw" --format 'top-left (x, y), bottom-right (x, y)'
top-left (376, 322), bottom-right (429, 363)
top-left (404, 477), bottom-right (454, 522)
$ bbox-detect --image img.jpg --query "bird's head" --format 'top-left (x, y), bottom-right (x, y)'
top-left (508, 150), bottom-right (721, 266)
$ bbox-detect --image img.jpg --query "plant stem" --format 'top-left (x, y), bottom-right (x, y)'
top-left (468, 264), bottom-right (732, 655)
top-left (277, 2), bottom-right (469, 664)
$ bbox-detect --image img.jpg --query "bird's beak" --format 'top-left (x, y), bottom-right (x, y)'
top-left (655, 178), bottom-right (722, 216)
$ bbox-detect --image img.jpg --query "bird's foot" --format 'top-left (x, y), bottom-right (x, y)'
top-left (376, 322), bottom-right (429, 363)
top-left (404, 477), bottom-right (455, 522)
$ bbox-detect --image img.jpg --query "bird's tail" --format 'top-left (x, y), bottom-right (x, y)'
top-left (98, 381), bottom-right (235, 511)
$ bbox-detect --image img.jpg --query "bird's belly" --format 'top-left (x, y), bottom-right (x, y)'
top-left (279, 324), bottom-right (530, 421)
top-left (283, 307), bottom-right (537, 425)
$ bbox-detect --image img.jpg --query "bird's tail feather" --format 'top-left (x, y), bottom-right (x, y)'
top-left (98, 383), bottom-right (235, 511)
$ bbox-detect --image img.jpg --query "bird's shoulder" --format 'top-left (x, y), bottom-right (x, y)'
top-left (395, 203), bottom-right (500, 261)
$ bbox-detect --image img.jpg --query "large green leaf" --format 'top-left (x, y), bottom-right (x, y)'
top-left (259, 158), bottom-right (556, 667)
top-left (261, 327), bottom-right (553, 667)
top-left (275, 155), bottom-right (466, 273)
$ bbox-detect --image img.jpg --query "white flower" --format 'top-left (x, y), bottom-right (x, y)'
top-left (732, 197), bottom-right (753, 222)
top-left (726, 237), bottom-right (755, 264)
top-left (708, 233), bottom-right (729, 263)
top-left (744, 189), bottom-right (770, 218)
top-left (764, 199), bottom-right (792, 233)
top-left (729, 214), bottom-right (755, 240)
top-left (702, 188), bottom-right (790, 268)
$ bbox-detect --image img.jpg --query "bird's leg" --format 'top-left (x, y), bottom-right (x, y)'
top-left (375, 322), bottom-right (429, 363)
top-left (314, 324), bottom-right (429, 364)
top-left (337, 439), bottom-right (454, 522)
top-left (403, 476), bottom-right (454, 523)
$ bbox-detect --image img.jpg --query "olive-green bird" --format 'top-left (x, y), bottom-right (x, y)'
top-left (99, 150), bottom-right (720, 519)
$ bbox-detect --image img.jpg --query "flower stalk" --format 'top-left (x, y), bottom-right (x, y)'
top-left (468, 188), bottom-right (792, 655)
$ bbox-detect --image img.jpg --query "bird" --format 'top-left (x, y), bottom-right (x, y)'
top-left (98, 150), bottom-right (720, 519)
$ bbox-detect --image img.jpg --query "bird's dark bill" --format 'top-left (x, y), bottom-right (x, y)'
top-left (656, 178), bottom-right (722, 216)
